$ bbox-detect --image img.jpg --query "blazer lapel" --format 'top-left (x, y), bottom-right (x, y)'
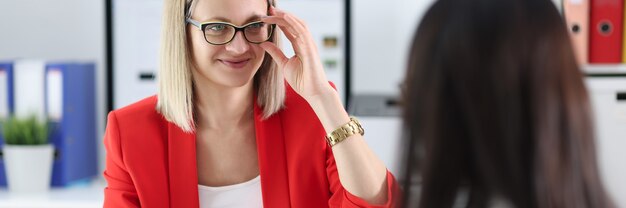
top-left (254, 100), bottom-right (292, 207)
top-left (168, 122), bottom-right (200, 208)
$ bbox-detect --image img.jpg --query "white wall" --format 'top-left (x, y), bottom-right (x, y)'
top-left (351, 0), bottom-right (434, 95)
top-left (350, 0), bottom-right (561, 95)
top-left (0, 0), bottom-right (107, 174)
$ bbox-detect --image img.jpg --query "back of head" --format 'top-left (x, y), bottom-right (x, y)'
top-left (401, 0), bottom-right (614, 207)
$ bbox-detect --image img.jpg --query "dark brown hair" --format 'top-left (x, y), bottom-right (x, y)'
top-left (400, 0), bottom-right (614, 207)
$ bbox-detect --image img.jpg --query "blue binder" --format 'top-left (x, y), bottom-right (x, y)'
top-left (0, 62), bottom-right (14, 186)
top-left (45, 62), bottom-right (98, 187)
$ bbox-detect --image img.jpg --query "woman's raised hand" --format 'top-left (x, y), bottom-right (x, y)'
top-left (260, 6), bottom-right (335, 101)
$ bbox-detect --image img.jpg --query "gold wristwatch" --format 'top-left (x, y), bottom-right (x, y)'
top-left (325, 116), bottom-right (364, 147)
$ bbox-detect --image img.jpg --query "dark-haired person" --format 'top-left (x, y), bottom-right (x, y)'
top-left (400, 0), bottom-right (615, 207)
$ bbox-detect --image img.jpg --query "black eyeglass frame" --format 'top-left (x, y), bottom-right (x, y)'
top-left (186, 18), bottom-right (276, 45)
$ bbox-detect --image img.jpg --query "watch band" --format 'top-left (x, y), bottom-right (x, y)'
top-left (325, 117), bottom-right (364, 147)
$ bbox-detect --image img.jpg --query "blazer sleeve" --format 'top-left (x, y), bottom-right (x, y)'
top-left (103, 111), bottom-right (141, 208)
top-left (325, 145), bottom-right (400, 208)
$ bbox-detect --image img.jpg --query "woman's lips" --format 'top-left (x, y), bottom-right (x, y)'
top-left (219, 59), bottom-right (250, 69)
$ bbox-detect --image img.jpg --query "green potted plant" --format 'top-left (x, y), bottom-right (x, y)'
top-left (2, 115), bottom-right (53, 193)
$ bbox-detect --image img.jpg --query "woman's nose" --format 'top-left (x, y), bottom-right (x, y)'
top-left (224, 31), bottom-right (250, 54)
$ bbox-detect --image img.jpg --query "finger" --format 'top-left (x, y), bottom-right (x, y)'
top-left (268, 7), bottom-right (316, 59)
top-left (266, 7), bottom-right (319, 71)
top-left (263, 16), bottom-right (311, 55)
top-left (262, 17), bottom-right (299, 40)
top-left (270, 7), bottom-right (308, 38)
top-left (260, 41), bottom-right (303, 90)
top-left (284, 14), bottom-right (317, 59)
top-left (263, 16), bottom-right (307, 56)
top-left (290, 15), bottom-right (308, 32)
top-left (259, 42), bottom-right (289, 66)
top-left (267, 6), bottom-right (309, 43)
top-left (269, 4), bottom-right (277, 15)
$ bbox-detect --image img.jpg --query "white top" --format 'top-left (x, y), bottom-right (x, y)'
top-left (198, 175), bottom-right (263, 208)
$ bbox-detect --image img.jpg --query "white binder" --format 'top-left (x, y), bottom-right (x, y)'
top-left (13, 60), bottom-right (46, 121)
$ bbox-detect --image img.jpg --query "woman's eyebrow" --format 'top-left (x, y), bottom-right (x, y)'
top-left (203, 14), bottom-right (264, 24)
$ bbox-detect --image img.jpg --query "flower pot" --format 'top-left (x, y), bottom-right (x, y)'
top-left (3, 144), bottom-right (54, 193)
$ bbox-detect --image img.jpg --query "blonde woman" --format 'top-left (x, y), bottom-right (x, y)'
top-left (102, 0), bottom-right (398, 207)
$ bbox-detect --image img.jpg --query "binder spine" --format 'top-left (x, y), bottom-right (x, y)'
top-left (45, 63), bottom-right (98, 186)
top-left (589, 0), bottom-right (624, 63)
top-left (564, 0), bottom-right (590, 64)
top-left (0, 64), bottom-right (14, 120)
top-left (622, 2), bottom-right (626, 64)
top-left (0, 63), bottom-right (14, 187)
top-left (45, 66), bottom-right (65, 186)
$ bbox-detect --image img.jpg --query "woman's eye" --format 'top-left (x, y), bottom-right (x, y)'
top-left (208, 25), bottom-right (225, 31)
top-left (248, 23), bottom-right (264, 29)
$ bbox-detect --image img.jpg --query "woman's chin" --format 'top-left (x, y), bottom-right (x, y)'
top-left (212, 72), bottom-right (256, 88)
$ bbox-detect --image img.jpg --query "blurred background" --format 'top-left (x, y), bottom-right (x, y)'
top-left (0, 0), bottom-right (625, 207)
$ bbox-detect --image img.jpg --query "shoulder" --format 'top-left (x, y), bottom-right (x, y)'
top-left (107, 95), bottom-right (167, 136)
top-left (112, 95), bottom-right (159, 119)
top-left (104, 96), bottom-right (170, 186)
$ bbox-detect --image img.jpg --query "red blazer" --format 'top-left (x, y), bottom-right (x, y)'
top-left (103, 85), bottom-right (399, 208)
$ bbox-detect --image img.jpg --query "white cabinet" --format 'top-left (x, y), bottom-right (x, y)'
top-left (585, 76), bottom-right (626, 207)
top-left (113, 0), bottom-right (163, 109)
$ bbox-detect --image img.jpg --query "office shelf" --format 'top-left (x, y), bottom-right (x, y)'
top-left (585, 64), bottom-right (626, 76)
top-left (0, 179), bottom-right (104, 208)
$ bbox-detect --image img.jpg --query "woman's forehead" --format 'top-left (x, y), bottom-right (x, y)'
top-left (192, 0), bottom-right (267, 24)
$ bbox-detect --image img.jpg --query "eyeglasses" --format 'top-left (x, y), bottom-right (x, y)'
top-left (186, 18), bottom-right (275, 45)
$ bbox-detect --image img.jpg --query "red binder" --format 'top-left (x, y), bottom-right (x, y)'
top-left (564, 0), bottom-right (590, 64)
top-left (589, 0), bottom-right (624, 63)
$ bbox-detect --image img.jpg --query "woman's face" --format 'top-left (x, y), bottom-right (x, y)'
top-left (187, 0), bottom-right (268, 89)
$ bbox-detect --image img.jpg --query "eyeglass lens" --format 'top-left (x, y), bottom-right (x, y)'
top-left (203, 22), bottom-right (273, 44)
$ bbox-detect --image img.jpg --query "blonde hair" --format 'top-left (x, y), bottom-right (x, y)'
top-left (156, 0), bottom-right (284, 132)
